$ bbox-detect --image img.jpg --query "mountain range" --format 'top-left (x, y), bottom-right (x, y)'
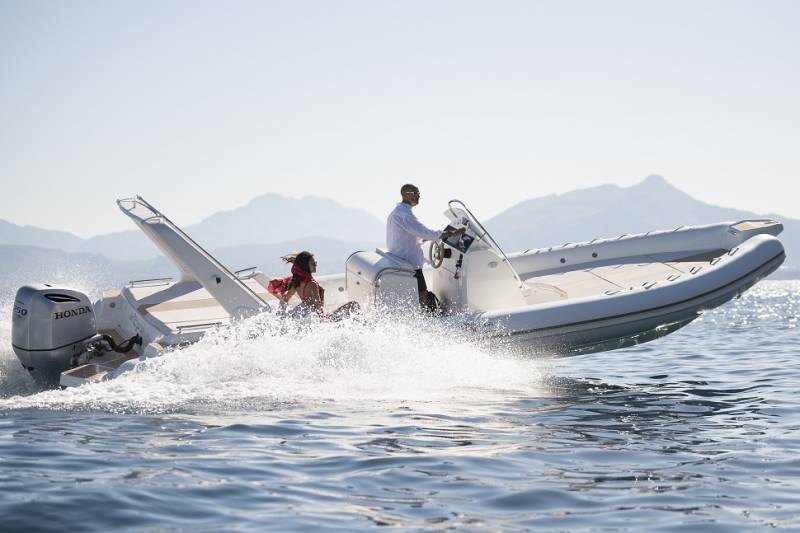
top-left (0, 219), bottom-right (85, 251)
top-left (0, 236), bottom-right (377, 301)
top-left (0, 176), bottom-right (796, 291)
top-left (486, 175), bottom-right (798, 259)
top-left (80, 194), bottom-right (386, 262)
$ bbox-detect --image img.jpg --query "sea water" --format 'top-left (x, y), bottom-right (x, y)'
top-left (0, 281), bottom-right (798, 531)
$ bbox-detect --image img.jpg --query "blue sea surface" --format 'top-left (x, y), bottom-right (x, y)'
top-left (1, 280), bottom-right (798, 531)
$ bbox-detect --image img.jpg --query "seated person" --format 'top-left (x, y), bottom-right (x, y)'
top-left (267, 251), bottom-right (359, 320)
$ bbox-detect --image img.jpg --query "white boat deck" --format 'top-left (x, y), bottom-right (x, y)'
top-left (522, 255), bottom-right (717, 300)
top-left (124, 274), bottom-right (349, 333)
top-left (124, 254), bottom-right (724, 328)
top-left (126, 279), bottom-right (275, 332)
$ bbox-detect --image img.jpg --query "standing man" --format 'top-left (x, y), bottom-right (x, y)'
top-left (386, 184), bottom-right (465, 307)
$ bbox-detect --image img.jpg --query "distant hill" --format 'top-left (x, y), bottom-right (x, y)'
top-left (0, 245), bottom-right (149, 302)
top-left (76, 194), bottom-right (385, 261)
top-left (0, 178), bottom-right (796, 279)
top-left (0, 219), bottom-right (84, 252)
top-left (143, 236), bottom-right (377, 279)
top-left (0, 236), bottom-right (376, 300)
top-left (191, 194), bottom-right (384, 248)
top-left (486, 175), bottom-right (797, 272)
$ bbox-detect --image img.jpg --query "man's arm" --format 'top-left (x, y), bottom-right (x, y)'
top-left (396, 211), bottom-right (441, 242)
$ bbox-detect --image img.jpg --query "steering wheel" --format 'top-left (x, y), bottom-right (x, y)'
top-left (428, 239), bottom-right (445, 269)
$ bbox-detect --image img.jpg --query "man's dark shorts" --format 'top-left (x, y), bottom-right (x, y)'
top-left (414, 269), bottom-right (442, 314)
top-left (413, 269), bottom-right (427, 298)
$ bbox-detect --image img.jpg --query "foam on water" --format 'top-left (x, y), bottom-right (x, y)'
top-left (0, 305), bottom-right (551, 413)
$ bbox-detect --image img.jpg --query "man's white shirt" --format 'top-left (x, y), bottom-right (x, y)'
top-left (386, 202), bottom-right (441, 269)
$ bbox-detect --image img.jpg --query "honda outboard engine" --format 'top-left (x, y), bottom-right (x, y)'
top-left (12, 284), bottom-right (97, 384)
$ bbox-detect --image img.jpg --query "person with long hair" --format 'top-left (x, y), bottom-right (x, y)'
top-left (267, 251), bottom-right (359, 320)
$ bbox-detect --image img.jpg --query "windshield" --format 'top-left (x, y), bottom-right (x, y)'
top-left (446, 200), bottom-right (525, 289)
top-left (447, 201), bottom-right (503, 254)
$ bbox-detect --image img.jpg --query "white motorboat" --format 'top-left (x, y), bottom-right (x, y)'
top-left (11, 196), bottom-right (785, 388)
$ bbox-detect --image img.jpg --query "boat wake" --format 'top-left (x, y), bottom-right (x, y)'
top-left (0, 298), bottom-right (552, 413)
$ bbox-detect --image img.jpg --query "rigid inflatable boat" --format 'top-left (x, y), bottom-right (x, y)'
top-left (11, 197), bottom-right (785, 387)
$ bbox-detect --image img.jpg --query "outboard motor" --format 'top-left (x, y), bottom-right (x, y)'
top-left (12, 284), bottom-right (97, 384)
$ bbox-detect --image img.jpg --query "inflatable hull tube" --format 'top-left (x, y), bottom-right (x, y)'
top-left (478, 234), bottom-right (785, 355)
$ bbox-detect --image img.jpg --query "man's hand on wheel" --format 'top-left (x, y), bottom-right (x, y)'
top-left (441, 227), bottom-right (466, 241)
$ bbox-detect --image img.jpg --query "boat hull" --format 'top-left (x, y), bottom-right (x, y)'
top-left (485, 248), bottom-right (785, 356)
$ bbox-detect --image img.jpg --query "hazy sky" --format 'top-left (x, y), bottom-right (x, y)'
top-left (1, 0), bottom-right (798, 237)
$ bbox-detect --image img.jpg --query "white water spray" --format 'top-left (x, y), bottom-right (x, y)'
top-left (1, 301), bottom-right (552, 413)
